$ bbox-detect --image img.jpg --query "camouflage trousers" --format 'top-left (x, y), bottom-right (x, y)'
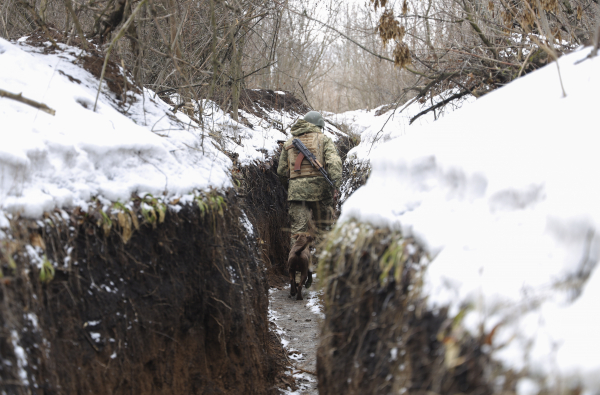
top-left (289, 198), bottom-right (334, 247)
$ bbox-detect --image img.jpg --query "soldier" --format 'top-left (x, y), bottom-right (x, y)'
top-left (277, 111), bottom-right (343, 287)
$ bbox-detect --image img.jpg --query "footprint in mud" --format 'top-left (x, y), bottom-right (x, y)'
top-left (269, 276), bottom-right (323, 395)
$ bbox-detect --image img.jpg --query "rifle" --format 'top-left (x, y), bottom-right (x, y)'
top-left (289, 138), bottom-right (335, 187)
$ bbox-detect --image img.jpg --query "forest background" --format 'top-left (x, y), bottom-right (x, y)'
top-left (1, 0), bottom-right (599, 119)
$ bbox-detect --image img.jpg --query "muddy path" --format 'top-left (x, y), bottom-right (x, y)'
top-left (269, 275), bottom-right (324, 394)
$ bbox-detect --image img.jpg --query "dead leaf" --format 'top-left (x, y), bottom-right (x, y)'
top-left (130, 211), bottom-right (140, 230)
top-left (30, 233), bottom-right (46, 250)
top-left (118, 211), bottom-right (133, 244)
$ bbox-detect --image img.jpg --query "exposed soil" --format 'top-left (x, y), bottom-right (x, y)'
top-left (238, 89), bottom-right (310, 120)
top-left (79, 52), bottom-right (140, 97)
top-left (24, 29), bottom-right (140, 101)
top-left (0, 193), bottom-right (288, 395)
top-left (240, 154), bottom-right (291, 278)
top-left (316, 223), bottom-right (493, 395)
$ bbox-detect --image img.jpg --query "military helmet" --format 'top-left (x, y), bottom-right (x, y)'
top-left (303, 111), bottom-right (325, 128)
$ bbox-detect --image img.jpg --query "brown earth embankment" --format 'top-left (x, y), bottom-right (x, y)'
top-left (0, 192), bottom-right (287, 394)
top-left (316, 221), bottom-right (494, 395)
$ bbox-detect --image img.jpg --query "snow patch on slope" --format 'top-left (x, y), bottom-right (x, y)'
top-left (330, 89), bottom-right (474, 160)
top-left (340, 46), bottom-right (600, 391)
top-left (0, 38), bottom-right (231, 219)
top-left (0, 38), bottom-right (326, 221)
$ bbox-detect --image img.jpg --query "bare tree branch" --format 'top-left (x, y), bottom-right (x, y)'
top-left (0, 88), bottom-right (56, 115)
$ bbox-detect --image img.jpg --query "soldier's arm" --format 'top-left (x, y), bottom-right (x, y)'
top-left (323, 137), bottom-right (342, 189)
top-left (277, 144), bottom-right (290, 190)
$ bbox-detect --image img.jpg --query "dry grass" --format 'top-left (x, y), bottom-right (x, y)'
top-left (316, 221), bottom-right (496, 395)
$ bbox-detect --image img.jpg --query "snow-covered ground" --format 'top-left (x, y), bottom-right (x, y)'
top-left (0, 37), bottom-right (337, 224)
top-left (339, 46), bottom-right (600, 393)
top-left (329, 89), bottom-right (474, 160)
top-left (0, 37), bottom-right (230, 219)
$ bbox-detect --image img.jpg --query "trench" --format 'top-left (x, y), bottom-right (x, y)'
top-left (0, 39), bottom-right (480, 393)
top-left (0, 133), bottom-right (354, 395)
top-left (0, 122), bottom-right (500, 395)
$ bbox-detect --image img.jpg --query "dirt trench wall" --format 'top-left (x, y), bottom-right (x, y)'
top-left (0, 193), bottom-right (282, 394)
top-left (316, 221), bottom-right (493, 395)
top-left (239, 153), bottom-right (291, 278)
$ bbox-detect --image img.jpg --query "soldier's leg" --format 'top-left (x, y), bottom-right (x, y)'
top-left (304, 198), bottom-right (334, 289)
top-left (304, 201), bottom-right (323, 289)
top-left (313, 197), bottom-right (334, 236)
top-left (289, 201), bottom-right (311, 247)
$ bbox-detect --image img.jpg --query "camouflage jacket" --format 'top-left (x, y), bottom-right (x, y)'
top-left (277, 119), bottom-right (342, 202)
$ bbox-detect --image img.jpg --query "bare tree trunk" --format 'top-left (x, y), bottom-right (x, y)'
top-left (231, 19), bottom-right (240, 121)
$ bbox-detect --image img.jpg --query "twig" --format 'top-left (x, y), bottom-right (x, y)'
top-left (449, 49), bottom-right (519, 67)
top-left (0, 88), bottom-right (56, 115)
top-left (463, 1), bottom-right (498, 59)
top-left (156, 82), bottom-right (209, 96)
top-left (297, 81), bottom-right (314, 110)
top-left (409, 90), bottom-right (471, 125)
top-left (235, 61), bottom-right (276, 82)
top-left (82, 328), bottom-right (100, 352)
top-left (516, 49), bottom-right (534, 78)
top-left (139, 44), bottom-right (213, 74)
top-left (293, 366), bottom-right (317, 376)
top-left (210, 296), bottom-right (232, 310)
top-left (592, 22), bottom-right (600, 57)
top-left (530, 37), bottom-right (567, 98)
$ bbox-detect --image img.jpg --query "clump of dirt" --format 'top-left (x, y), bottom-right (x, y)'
top-left (79, 52), bottom-right (140, 97)
top-left (0, 192), bottom-right (285, 394)
top-left (24, 29), bottom-right (140, 100)
top-left (24, 28), bottom-right (85, 52)
top-left (316, 221), bottom-right (494, 395)
top-left (207, 89), bottom-right (309, 128)
top-left (238, 89), bottom-right (310, 120)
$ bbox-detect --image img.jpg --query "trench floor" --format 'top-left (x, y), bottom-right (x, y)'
top-left (269, 276), bottom-right (324, 395)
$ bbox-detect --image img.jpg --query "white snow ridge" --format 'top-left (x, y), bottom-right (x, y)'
top-left (341, 46), bottom-right (600, 393)
top-left (0, 37), bottom-right (231, 219)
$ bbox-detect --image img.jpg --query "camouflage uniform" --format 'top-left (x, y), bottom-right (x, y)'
top-left (277, 119), bottom-right (342, 245)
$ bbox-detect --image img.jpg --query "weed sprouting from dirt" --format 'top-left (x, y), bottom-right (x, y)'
top-left (0, 192), bottom-right (286, 394)
top-left (317, 221), bottom-right (493, 395)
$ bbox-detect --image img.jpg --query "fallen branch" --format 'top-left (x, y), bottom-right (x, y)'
top-left (449, 49), bottom-right (520, 67)
top-left (409, 90), bottom-right (471, 125)
top-left (293, 366), bottom-right (317, 376)
top-left (0, 88), bottom-right (56, 115)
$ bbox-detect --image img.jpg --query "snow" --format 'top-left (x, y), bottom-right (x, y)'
top-left (304, 274), bottom-right (324, 318)
top-left (10, 330), bottom-right (29, 386)
top-left (339, 46), bottom-right (600, 391)
top-left (90, 332), bottom-right (101, 341)
top-left (0, 38), bottom-right (232, 218)
top-left (330, 89), bottom-right (474, 161)
top-left (0, 38), bottom-right (321, 221)
top-left (240, 211), bottom-right (254, 235)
